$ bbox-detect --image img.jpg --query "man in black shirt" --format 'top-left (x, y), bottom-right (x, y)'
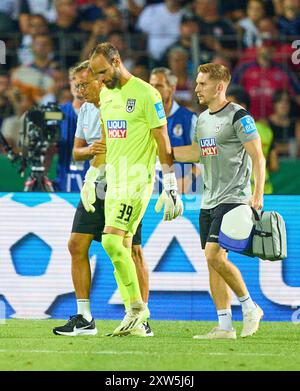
top-left (50, 0), bottom-right (85, 68)
top-left (194, 0), bottom-right (239, 61)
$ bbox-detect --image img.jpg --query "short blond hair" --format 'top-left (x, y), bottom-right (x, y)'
top-left (69, 60), bottom-right (90, 80)
top-left (198, 63), bottom-right (231, 83)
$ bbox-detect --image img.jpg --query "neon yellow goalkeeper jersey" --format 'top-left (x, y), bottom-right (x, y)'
top-left (100, 76), bottom-right (167, 187)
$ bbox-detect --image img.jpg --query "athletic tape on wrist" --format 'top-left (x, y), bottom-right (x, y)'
top-left (163, 172), bottom-right (177, 191)
top-left (85, 166), bottom-right (100, 182)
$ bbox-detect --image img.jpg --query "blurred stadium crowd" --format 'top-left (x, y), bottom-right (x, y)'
top-left (0, 0), bottom-right (300, 191)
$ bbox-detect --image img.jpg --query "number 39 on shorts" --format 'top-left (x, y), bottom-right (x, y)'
top-left (117, 203), bottom-right (133, 222)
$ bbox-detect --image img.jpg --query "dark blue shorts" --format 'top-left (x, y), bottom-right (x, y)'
top-left (199, 203), bottom-right (243, 249)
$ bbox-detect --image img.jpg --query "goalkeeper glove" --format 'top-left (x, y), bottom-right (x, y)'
top-left (155, 172), bottom-right (184, 221)
top-left (81, 166), bottom-right (100, 213)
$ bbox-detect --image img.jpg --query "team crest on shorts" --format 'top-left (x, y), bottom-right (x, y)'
top-left (126, 99), bottom-right (136, 113)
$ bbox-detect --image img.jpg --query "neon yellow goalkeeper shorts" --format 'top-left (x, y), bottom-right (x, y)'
top-left (104, 182), bottom-right (153, 235)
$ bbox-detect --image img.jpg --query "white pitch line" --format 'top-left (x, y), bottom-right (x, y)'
top-left (0, 349), bottom-right (293, 357)
top-left (0, 349), bottom-right (145, 356)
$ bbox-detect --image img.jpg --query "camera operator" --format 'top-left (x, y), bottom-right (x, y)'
top-left (1, 88), bottom-right (33, 153)
top-left (54, 65), bottom-right (86, 192)
top-left (0, 71), bottom-right (14, 131)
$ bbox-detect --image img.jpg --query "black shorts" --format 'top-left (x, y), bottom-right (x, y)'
top-left (71, 198), bottom-right (142, 245)
top-left (199, 203), bottom-right (243, 249)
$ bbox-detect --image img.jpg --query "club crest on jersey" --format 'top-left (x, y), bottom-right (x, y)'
top-left (215, 123), bottom-right (223, 133)
top-left (107, 120), bottom-right (127, 138)
top-left (126, 99), bottom-right (136, 113)
top-left (173, 124), bottom-right (183, 137)
top-left (200, 137), bottom-right (218, 157)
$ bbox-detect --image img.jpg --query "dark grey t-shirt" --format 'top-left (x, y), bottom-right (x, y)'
top-left (193, 102), bottom-right (260, 209)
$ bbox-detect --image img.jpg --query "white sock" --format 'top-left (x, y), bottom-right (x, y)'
top-left (238, 293), bottom-right (256, 313)
top-left (217, 309), bottom-right (233, 331)
top-left (77, 299), bottom-right (92, 322)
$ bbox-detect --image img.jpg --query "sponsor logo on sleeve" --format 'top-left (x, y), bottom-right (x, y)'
top-left (200, 137), bottom-right (218, 157)
top-left (107, 120), bottom-right (127, 138)
top-left (240, 115), bottom-right (257, 134)
top-left (155, 102), bottom-right (166, 119)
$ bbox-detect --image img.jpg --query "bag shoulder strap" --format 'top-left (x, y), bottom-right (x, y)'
top-left (251, 207), bottom-right (260, 221)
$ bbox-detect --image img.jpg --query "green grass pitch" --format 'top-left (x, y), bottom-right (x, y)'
top-left (0, 320), bottom-right (300, 371)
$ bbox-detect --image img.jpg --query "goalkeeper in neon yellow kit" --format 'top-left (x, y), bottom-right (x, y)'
top-left (81, 43), bottom-right (183, 336)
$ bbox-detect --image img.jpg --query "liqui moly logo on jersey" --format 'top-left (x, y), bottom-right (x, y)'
top-left (107, 120), bottom-right (127, 138)
top-left (200, 137), bottom-right (218, 157)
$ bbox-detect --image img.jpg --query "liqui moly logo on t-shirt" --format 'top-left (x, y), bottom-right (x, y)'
top-left (200, 137), bottom-right (218, 157)
top-left (107, 120), bottom-right (127, 138)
